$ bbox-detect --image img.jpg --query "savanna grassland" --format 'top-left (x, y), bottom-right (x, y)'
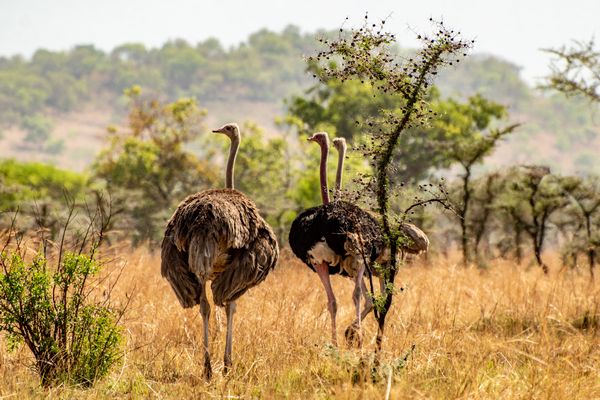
top-left (1, 248), bottom-right (598, 399)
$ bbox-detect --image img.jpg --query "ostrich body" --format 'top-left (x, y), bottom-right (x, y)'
top-left (161, 123), bottom-right (279, 379)
top-left (288, 132), bottom-right (384, 346)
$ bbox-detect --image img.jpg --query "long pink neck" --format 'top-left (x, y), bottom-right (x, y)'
top-left (319, 140), bottom-right (330, 205)
top-left (334, 143), bottom-right (346, 200)
top-left (226, 137), bottom-right (239, 189)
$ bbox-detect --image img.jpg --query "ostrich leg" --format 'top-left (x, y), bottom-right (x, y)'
top-left (344, 261), bottom-right (366, 347)
top-left (315, 262), bottom-right (338, 346)
top-left (223, 301), bottom-right (236, 374)
top-left (199, 283), bottom-right (212, 380)
top-left (345, 278), bottom-right (374, 345)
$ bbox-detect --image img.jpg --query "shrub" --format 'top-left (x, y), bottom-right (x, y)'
top-left (0, 210), bottom-right (124, 387)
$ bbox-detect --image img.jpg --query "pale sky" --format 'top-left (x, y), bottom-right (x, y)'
top-left (1, 0), bottom-right (598, 84)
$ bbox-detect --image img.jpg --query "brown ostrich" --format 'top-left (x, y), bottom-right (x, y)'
top-left (161, 123), bottom-right (279, 379)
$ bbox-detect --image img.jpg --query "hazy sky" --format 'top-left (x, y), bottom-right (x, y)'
top-left (1, 0), bottom-right (598, 84)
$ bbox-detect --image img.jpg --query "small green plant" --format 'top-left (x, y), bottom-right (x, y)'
top-left (0, 205), bottom-right (125, 387)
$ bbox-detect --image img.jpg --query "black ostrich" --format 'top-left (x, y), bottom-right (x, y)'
top-left (288, 132), bottom-right (385, 346)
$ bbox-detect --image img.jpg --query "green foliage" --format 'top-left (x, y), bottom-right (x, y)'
top-left (0, 26), bottom-right (324, 127)
top-left (0, 159), bottom-right (90, 239)
top-left (92, 89), bottom-right (217, 244)
top-left (0, 159), bottom-right (88, 209)
top-left (1, 27), bottom-right (599, 175)
top-left (283, 77), bottom-right (406, 139)
top-left (0, 249), bottom-right (122, 387)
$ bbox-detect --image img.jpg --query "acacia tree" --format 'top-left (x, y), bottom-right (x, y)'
top-left (435, 95), bottom-right (519, 265)
top-left (468, 172), bottom-right (503, 264)
top-left (542, 39), bottom-right (600, 103)
top-left (561, 175), bottom-right (600, 278)
top-left (497, 166), bottom-right (569, 273)
top-left (310, 16), bottom-right (472, 353)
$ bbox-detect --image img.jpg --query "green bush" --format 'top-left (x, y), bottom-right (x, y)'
top-left (0, 248), bottom-right (123, 387)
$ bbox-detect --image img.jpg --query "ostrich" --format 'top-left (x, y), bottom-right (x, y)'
top-left (161, 123), bottom-right (279, 379)
top-left (289, 132), bottom-right (384, 346)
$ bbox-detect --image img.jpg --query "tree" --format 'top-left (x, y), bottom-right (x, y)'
top-left (468, 171), bottom-right (503, 265)
top-left (497, 166), bottom-right (568, 273)
top-left (561, 175), bottom-right (600, 278)
top-left (437, 95), bottom-right (519, 265)
top-left (542, 39), bottom-right (600, 103)
top-left (92, 87), bottom-right (217, 244)
top-left (310, 15), bottom-right (472, 355)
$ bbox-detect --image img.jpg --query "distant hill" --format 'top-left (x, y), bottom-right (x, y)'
top-left (0, 25), bottom-right (598, 174)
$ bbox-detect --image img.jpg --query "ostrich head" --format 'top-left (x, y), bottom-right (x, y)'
top-left (332, 137), bottom-right (346, 152)
top-left (307, 131), bottom-right (329, 147)
top-left (212, 123), bottom-right (240, 141)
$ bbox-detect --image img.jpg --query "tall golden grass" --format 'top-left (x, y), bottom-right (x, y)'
top-left (1, 248), bottom-right (598, 399)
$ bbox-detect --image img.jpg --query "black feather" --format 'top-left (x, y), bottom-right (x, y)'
top-left (288, 200), bottom-right (384, 276)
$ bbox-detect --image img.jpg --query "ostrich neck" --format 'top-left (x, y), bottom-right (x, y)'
top-left (226, 137), bottom-right (240, 189)
top-left (319, 141), bottom-right (330, 205)
top-left (334, 144), bottom-right (346, 200)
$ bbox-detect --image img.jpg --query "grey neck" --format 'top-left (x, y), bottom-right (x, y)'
top-left (319, 141), bottom-right (330, 205)
top-left (334, 143), bottom-right (346, 200)
top-left (226, 137), bottom-right (239, 189)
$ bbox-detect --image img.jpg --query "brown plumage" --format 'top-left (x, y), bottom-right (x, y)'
top-left (160, 123), bottom-right (278, 380)
top-left (162, 189), bottom-right (278, 307)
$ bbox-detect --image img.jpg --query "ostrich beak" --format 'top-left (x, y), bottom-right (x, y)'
top-left (212, 127), bottom-right (225, 134)
top-left (307, 134), bottom-right (316, 142)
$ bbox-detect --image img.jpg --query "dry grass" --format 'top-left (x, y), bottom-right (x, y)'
top-left (0, 248), bottom-right (599, 399)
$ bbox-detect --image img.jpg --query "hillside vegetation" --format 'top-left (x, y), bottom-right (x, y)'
top-left (0, 25), bottom-right (599, 173)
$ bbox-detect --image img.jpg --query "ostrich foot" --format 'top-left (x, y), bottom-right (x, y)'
top-left (344, 323), bottom-right (362, 347)
top-left (223, 355), bottom-right (232, 376)
top-left (203, 356), bottom-right (213, 380)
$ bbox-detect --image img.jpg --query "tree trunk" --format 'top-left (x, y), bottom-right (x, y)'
top-left (583, 220), bottom-right (595, 280)
top-left (514, 224), bottom-right (522, 264)
top-left (460, 167), bottom-right (472, 266)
